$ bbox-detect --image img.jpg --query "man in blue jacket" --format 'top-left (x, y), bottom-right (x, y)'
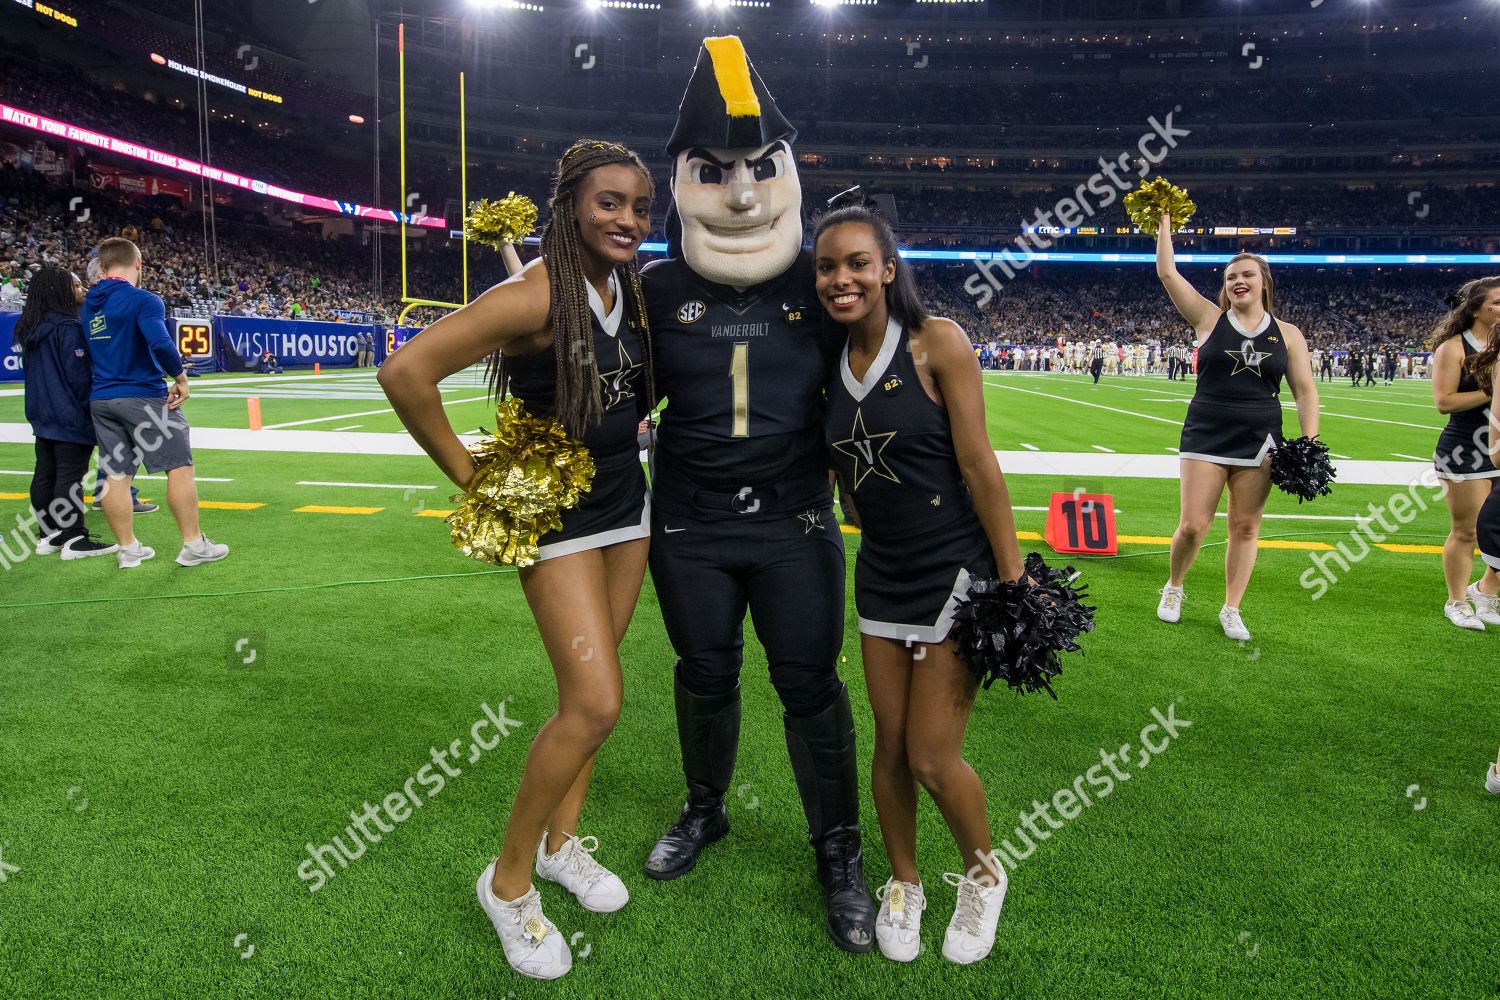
top-left (83, 238), bottom-right (229, 569)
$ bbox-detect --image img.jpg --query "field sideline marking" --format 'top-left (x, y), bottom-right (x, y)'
top-left (297, 481), bottom-right (437, 490)
top-left (262, 395), bottom-right (490, 430)
top-left (981, 379), bottom-right (1183, 426)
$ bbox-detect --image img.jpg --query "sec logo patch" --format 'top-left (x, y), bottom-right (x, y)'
top-left (677, 300), bottom-right (705, 324)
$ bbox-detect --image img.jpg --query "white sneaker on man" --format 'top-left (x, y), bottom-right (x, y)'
top-left (475, 861), bottom-right (572, 980)
top-left (940, 870), bottom-right (1006, 965)
top-left (34, 532), bottom-right (62, 556)
top-left (117, 541), bottom-right (156, 569)
top-left (874, 877), bottom-right (926, 962)
top-left (1465, 583), bottom-right (1500, 627)
top-left (1157, 585), bottom-right (1185, 624)
top-left (176, 535), bottom-right (229, 567)
top-left (1444, 600), bottom-right (1485, 632)
top-left (1219, 605), bottom-right (1251, 642)
top-left (1486, 764), bottom-right (1500, 796)
top-left (535, 834), bottom-right (629, 913)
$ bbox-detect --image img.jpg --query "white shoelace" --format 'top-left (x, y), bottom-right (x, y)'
top-left (876, 881), bottom-right (925, 930)
top-left (1472, 589), bottom-right (1499, 615)
top-left (1161, 587), bottom-right (1183, 610)
top-left (942, 873), bottom-right (988, 937)
top-left (1221, 607), bottom-right (1247, 632)
top-left (559, 835), bottom-right (611, 888)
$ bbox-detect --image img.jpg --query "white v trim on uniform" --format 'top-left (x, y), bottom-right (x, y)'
top-left (587, 271), bottom-right (623, 338)
top-left (840, 315), bottom-right (902, 402)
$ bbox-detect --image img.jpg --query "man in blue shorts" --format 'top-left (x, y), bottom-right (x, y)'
top-left (83, 238), bottom-right (228, 569)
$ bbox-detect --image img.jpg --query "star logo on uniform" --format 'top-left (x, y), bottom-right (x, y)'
top-left (832, 408), bottom-right (899, 489)
top-left (799, 509), bottom-right (825, 534)
top-left (598, 339), bottom-right (639, 409)
top-left (1227, 339), bottom-right (1270, 377)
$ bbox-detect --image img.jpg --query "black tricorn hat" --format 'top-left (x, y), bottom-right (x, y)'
top-left (665, 36), bottom-right (796, 158)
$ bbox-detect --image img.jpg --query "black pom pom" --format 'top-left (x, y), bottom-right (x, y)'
top-left (1270, 435), bottom-right (1337, 503)
top-left (950, 552), bottom-right (1096, 698)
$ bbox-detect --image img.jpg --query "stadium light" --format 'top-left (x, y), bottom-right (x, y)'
top-left (347, 114), bottom-right (366, 125)
top-left (467, 0), bottom-right (545, 10)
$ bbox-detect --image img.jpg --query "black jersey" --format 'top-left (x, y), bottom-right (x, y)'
top-left (825, 316), bottom-right (984, 552)
top-left (1446, 331), bottom-right (1491, 438)
top-left (1193, 311), bottom-right (1289, 407)
top-left (505, 268), bottom-right (645, 464)
top-left (642, 252), bottom-right (842, 516)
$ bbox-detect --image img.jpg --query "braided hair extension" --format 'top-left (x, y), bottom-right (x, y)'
top-left (487, 140), bottom-right (657, 438)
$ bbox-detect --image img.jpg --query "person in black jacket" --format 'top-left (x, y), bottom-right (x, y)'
top-left (18, 266), bottom-right (116, 559)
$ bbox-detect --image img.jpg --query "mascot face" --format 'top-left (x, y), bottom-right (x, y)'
top-left (673, 140), bottom-right (802, 287)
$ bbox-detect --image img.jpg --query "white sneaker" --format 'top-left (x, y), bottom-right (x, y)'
top-left (34, 532), bottom-right (62, 556)
top-left (1219, 605), bottom-right (1251, 642)
top-left (940, 870), bottom-right (1006, 965)
top-left (1466, 583), bottom-right (1500, 627)
top-left (61, 535), bottom-right (119, 561)
top-left (1157, 585), bottom-right (1185, 624)
top-left (874, 877), bottom-right (926, 963)
top-left (535, 834), bottom-right (629, 913)
top-left (1444, 600), bottom-right (1486, 632)
top-left (1487, 764), bottom-right (1500, 796)
top-left (475, 861), bottom-right (572, 980)
top-left (117, 541), bottom-right (156, 569)
top-left (176, 535), bottom-right (229, 567)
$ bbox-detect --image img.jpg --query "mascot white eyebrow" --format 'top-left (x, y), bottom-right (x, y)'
top-left (638, 35), bottom-right (877, 954)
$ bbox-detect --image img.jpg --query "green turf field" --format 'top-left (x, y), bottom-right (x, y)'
top-left (0, 369), bottom-right (1495, 999)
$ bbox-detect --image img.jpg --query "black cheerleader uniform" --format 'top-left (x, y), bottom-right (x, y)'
top-left (827, 316), bottom-right (996, 644)
top-left (505, 269), bottom-right (650, 560)
top-left (1433, 331), bottom-right (1496, 482)
top-left (1179, 311), bottom-right (1288, 466)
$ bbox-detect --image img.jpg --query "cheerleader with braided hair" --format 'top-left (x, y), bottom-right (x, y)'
top-left (380, 140), bottom-right (656, 981)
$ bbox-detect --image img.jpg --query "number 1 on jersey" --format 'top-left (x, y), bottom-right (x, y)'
top-left (729, 341), bottom-right (749, 437)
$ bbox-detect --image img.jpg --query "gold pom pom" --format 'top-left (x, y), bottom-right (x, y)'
top-left (465, 193), bottom-right (540, 252)
top-left (1124, 178), bottom-right (1197, 238)
top-left (447, 398), bottom-right (594, 566)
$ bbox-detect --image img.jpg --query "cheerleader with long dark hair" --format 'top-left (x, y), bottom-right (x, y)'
top-left (380, 140), bottom-right (656, 981)
top-left (1153, 215), bottom-right (1321, 641)
top-left (814, 201), bottom-right (1026, 965)
top-left (1464, 332), bottom-right (1500, 794)
top-left (1425, 277), bottom-right (1500, 631)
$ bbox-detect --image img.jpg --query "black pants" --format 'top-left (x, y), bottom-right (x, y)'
top-left (30, 437), bottom-right (93, 544)
top-left (1091, 358), bottom-right (1104, 384)
top-left (1321, 364), bottom-right (1332, 382)
top-left (649, 505), bottom-right (846, 718)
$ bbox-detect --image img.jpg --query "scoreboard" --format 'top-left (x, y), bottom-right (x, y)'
top-left (174, 318), bottom-right (214, 362)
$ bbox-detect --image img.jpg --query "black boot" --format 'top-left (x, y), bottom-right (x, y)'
top-left (645, 664), bottom-right (740, 880)
top-left (785, 685), bottom-right (876, 953)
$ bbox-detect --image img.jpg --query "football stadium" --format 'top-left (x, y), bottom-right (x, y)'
top-left (1, 1), bottom-right (1497, 997)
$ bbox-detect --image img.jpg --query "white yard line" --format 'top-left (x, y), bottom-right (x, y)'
top-left (0, 425), bottom-right (1441, 485)
top-left (296, 481), bottom-right (437, 490)
top-left (981, 379), bottom-right (1183, 426)
top-left (1216, 512), bottom-right (1371, 522)
top-left (137, 474), bottom-right (233, 482)
top-left (261, 395), bottom-right (490, 430)
top-left (1020, 443), bottom-right (1041, 451)
top-left (1092, 445), bottom-right (1117, 453)
top-left (1390, 453), bottom-right (1431, 462)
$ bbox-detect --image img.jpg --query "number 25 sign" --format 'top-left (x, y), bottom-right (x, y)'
top-left (1044, 492), bottom-right (1117, 556)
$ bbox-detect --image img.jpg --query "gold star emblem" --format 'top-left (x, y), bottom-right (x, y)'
top-left (1226, 340), bottom-right (1270, 377)
top-left (832, 408), bottom-right (899, 489)
top-left (598, 339), bottom-right (639, 409)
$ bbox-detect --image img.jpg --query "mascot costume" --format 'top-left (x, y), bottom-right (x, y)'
top-left (640, 36), bottom-right (876, 952)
